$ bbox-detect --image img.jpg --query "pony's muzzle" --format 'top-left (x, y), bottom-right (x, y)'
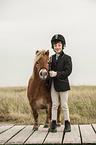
top-left (39, 68), bottom-right (48, 80)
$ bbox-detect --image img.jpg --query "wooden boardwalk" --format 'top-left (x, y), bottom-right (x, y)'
top-left (0, 124), bottom-right (96, 144)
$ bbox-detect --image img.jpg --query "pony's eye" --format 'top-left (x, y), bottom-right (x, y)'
top-left (36, 61), bottom-right (39, 64)
top-left (48, 61), bottom-right (50, 64)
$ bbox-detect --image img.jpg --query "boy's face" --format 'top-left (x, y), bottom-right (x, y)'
top-left (53, 41), bottom-right (62, 54)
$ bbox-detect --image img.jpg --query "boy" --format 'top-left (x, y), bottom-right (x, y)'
top-left (49, 34), bottom-right (72, 132)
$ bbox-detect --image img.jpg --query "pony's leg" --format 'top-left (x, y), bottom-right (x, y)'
top-left (44, 102), bottom-right (51, 128)
top-left (31, 104), bottom-right (39, 130)
top-left (44, 108), bottom-right (49, 128)
top-left (57, 96), bottom-right (62, 126)
top-left (48, 102), bottom-right (52, 128)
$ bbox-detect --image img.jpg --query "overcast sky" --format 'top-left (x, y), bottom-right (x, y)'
top-left (0, 0), bottom-right (96, 87)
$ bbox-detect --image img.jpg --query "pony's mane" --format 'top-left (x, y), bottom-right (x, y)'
top-left (34, 50), bottom-right (46, 63)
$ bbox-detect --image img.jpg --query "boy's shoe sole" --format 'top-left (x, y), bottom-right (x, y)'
top-left (64, 127), bottom-right (71, 132)
top-left (49, 128), bottom-right (57, 133)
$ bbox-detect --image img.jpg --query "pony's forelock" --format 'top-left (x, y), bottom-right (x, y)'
top-left (34, 50), bottom-right (47, 63)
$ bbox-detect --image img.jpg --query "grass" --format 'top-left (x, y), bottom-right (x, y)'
top-left (69, 86), bottom-right (96, 124)
top-left (0, 86), bottom-right (96, 125)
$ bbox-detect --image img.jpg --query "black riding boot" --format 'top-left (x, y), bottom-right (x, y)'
top-left (64, 120), bottom-right (71, 132)
top-left (49, 120), bottom-right (57, 132)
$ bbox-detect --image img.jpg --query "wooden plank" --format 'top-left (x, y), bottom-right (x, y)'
top-left (64, 125), bottom-right (81, 144)
top-left (0, 125), bottom-right (13, 134)
top-left (80, 124), bottom-right (96, 144)
top-left (6, 125), bottom-right (33, 144)
top-left (92, 124), bottom-right (96, 132)
top-left (44, 125), bottom-right (64, 144)
top-left (0, 125), bottom-right (25, 144)
top-left (25, 125), bottom-right (48, 144)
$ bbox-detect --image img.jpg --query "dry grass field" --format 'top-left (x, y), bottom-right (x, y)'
top-left (0, 86), bottom-right (96, 125)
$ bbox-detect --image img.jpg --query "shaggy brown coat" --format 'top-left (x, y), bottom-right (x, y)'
top-left (27, 50), bottom-right (61, 130)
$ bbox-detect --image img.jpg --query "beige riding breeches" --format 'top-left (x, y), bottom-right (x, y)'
top-left (51, 81), bottom-right (70, 121)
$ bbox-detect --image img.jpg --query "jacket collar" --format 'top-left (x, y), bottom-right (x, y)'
top-left (57, 51), bottom-right (64, 59)
top-left (53, 51), bottom-right (64, 64)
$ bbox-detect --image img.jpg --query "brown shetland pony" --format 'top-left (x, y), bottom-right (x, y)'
top-left (27, 50), bottom-right (61, 130)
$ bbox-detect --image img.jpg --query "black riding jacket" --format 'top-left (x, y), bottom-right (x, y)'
top-left (50, 51), bottom-right (72, 92)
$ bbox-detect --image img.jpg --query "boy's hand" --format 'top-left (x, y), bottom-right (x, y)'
top-left (49, 71), bottom-right (57, 77)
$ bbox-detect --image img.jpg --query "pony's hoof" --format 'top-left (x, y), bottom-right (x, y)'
top-left (33, 126), bottom-right (38, 131)
top-left (57, 122), bottom-right (61, 127)
top-left (43, 124), bottom-right (49, 128)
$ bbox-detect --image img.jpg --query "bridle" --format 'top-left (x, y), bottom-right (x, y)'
top-left (35, 59), bottom-right (51, 79)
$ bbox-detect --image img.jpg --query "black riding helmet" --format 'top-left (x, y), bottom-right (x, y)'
top-left (51, 34), bottom-right (66, 49)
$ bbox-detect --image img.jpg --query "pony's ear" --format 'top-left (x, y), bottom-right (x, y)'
top-left (45, 50), bottom-right (49, 56)
top-left (36, 50), bottom-right (39, 54)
